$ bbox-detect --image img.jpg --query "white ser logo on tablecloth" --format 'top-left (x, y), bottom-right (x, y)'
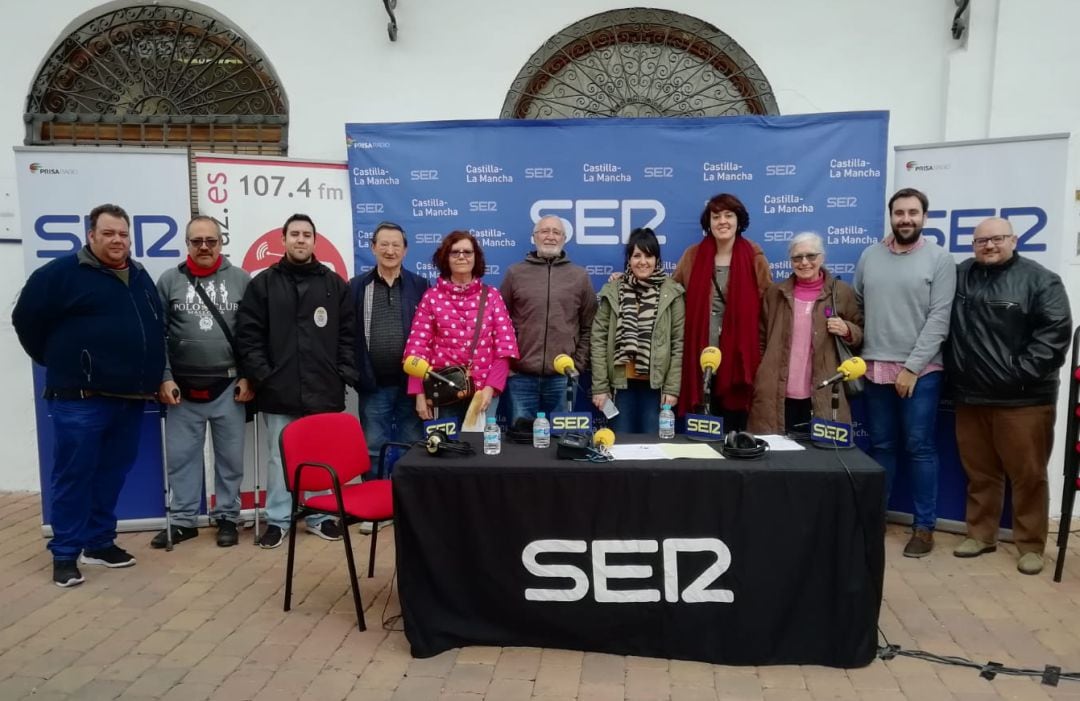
top-left (522, 538), bottom-right (733, 604)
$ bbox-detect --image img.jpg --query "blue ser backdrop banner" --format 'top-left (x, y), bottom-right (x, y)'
top-left (344, 112), bottom-right (888, 287)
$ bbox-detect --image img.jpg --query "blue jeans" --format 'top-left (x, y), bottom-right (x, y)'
top-left (863, 371), bottom-right (943, 530)
top-left (48, 397), bottom-right (145, 561)
top-left (505, 373), bottom-right (570, 423)
top-left (359, 385), bottom-right (423, 478)
top-left (263, 413), bottom-right (330, 531)
top-left (611, 382), bottom-right (662, 435)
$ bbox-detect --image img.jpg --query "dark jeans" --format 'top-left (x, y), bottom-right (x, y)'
top-left (48, 397), bottom-right (144, 561)
top-left (863, 371), bottom-right (943, 530)
top-left (611, 381), bottom-right (662, 435)
top-left (359, 384), bottom-right (423, 478)
top-left (505, 373), bottom-right (570, 423)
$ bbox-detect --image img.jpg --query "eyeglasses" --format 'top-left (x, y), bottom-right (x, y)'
top-left (973, 235), bottom-right (1010, 248)
top-left (188, 238), bottom-right (220, 248)
top-left (790, 253), bottom-right (821, 263)
top-left (449, 249), bottom-right (475, 259)
top-left (533, 227), bottom-right (565, 237)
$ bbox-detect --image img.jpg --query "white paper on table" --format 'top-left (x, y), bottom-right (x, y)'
top-left (757, 434), bottom-right (806, 451)
top-left (660, 443), bottom-right (724, 459)
top-left (607, 443), bottom-right (672, 461)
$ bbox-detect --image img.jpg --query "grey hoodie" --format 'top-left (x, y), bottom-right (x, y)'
top-left (157, 257), bottom-right (251, 380)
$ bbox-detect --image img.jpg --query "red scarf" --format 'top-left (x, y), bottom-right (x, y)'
top-left (186, 255), bottom-right (223, 277)
top-left (678, 235), bottom-right (762, 415)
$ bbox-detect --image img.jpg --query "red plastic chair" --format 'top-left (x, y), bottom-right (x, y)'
top-left (279, 412), bottom-right (394, 630)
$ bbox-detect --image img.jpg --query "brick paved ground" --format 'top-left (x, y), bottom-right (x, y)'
top-left (2, 490), bottom-right (1080, 700)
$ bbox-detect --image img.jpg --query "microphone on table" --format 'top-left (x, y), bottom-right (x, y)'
top-left (403, 355), bottom-right (461, 389)
top-left (593, 428), bottom-right (615, 448)
top-left (552, 354), bottom-right (580, 379)
top-left (816, 356), bottom-right (867, 390)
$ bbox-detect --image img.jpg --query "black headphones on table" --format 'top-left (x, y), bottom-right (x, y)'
top-left (423, 429), bottom-right (475, 457)
top-left (721, 431), bottom-right (768, 460)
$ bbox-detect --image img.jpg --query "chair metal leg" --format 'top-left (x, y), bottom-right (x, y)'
top-left (340, 517), bottom-right (366, 631)
top-left (367, 521), bottom-right (380, 578)
top-left (283, 494), bottom-right (301, 613)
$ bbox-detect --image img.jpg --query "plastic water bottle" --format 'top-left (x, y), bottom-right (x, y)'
top-left (533, 412), bottom-right (551, 448)
top-left (483, 416), bottom-right (501, 455)
top-left (659, 404), bottom-right (676, 440)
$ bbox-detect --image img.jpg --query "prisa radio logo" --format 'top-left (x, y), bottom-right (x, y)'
top-left (29, 162), bottom-right (78, 176)
top-left (346, 136), bottom-right (390, 150)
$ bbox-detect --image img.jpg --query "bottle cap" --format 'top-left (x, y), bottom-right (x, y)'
top-left (486, 416), bottom-right (496, 423)
top-left (662, 404), bottom-right (671, 410)
top-left (536, 412), bottom-right (546, 419)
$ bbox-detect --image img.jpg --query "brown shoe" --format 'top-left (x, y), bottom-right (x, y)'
top-left (903, 528), bottom-right (934, 558)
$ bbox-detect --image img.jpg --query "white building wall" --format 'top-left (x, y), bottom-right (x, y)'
top-left (0, 0), bottom-right (1077, 494)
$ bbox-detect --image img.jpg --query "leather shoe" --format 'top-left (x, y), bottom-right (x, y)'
top-left (150, 525), bottom-right (198, 549)
top-left (1017, 552), bottom-right (1044, 575)
top-left (903, 527), bottom-right (934, 558)
top-left (953, 537), bottom-right (996, 558)
top-left (216, 519), bottom-right (239, 547)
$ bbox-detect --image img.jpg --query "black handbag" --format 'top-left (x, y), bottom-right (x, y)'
top-left (422, 287), bottom-right (487, 408)
top-left (830, 283), bottom-right (864, 398)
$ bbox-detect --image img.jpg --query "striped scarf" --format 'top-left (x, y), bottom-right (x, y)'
top-left (613, 267), bottom-right (665, 375)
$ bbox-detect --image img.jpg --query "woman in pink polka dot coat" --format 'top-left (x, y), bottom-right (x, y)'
top-left (404, 231), bottom-right (520, 421)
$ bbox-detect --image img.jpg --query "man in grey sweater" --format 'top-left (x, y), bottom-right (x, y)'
top-left (152, 216), bottom-right (253, 549)
top-left (854, 188), bottom-right (955, 558)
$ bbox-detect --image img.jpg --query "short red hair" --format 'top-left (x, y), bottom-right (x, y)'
top-left (433, 230), bottom-right (486, 279)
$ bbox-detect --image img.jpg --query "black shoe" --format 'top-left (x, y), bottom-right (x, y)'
top-left (79, 545), bottom-right (136, 568)
top-left (53, 560), bottom-right (84, 588)
top-left (306, 520), bottom-right (343, 541)
top-left (216, 519), bottom-right (239, 547)
top-left (150, 525), bottom-right (199, 549)
top-left (258, 525), bottom-right (286, 549)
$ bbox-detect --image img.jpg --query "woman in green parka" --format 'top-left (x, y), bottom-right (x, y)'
top-left (591, 227), bottom-right (685, 434)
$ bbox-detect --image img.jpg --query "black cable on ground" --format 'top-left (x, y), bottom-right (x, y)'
top-left (877, 628), bottom-right (1077, 686)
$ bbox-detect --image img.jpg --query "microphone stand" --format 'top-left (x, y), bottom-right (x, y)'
top-left (702, 375), bottom-right (713, 416)
top-left (564, 373), bottom-right (576, 413)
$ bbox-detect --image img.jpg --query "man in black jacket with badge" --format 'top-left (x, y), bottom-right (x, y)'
top-left (236, 213), bottom-right (358, 549)
top-left (946, 217), bottom-right (1072, 575)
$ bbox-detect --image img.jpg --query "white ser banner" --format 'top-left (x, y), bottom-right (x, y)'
top-left (14, 147), bottom-right (192, 530)
top-left (15, 146), bottom-right (191, 277)
top-left (895, 133), bottom-right (1074, 517)
top-left (194, 154), bottom-right (354, 280)
top-left (894, 133), bottom-right (1069, 272)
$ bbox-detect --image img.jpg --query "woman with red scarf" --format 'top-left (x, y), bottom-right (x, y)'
top-left (673, 193), bottom-right (772, 431)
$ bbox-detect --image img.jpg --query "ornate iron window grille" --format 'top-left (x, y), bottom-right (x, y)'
top-left (25, 4), bottom-right (288, 153)
top-left (501, 8), bottom-right (777, 119)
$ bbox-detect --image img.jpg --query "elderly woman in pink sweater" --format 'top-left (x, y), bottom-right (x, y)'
top-left (748, 232), bottom-right (863, 435)
top-left (404, 230), bottom-right (519, 422)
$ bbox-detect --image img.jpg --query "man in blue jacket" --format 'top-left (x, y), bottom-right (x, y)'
top-left (350, 222), bottom-right (429, 480)
top-left (12, 203), bottom-right (166, 588)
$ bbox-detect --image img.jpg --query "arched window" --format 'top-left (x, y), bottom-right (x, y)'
top-left (502, 8), bottom-right (777, 119)
top-left (25, 4), bottom-right (287, 156)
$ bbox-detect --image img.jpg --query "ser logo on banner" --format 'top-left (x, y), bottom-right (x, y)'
top-left (923, 207), bottom-right (1047, 253)
top-left (529, 199), bottom-right (666, 244)
top-left (34, 214), bottom-right (181, 260)
top-left (522, 538), bottom-right (734, 604)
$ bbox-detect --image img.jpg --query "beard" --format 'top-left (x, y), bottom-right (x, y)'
top-left (891, 222), bottom-right (923, 245)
